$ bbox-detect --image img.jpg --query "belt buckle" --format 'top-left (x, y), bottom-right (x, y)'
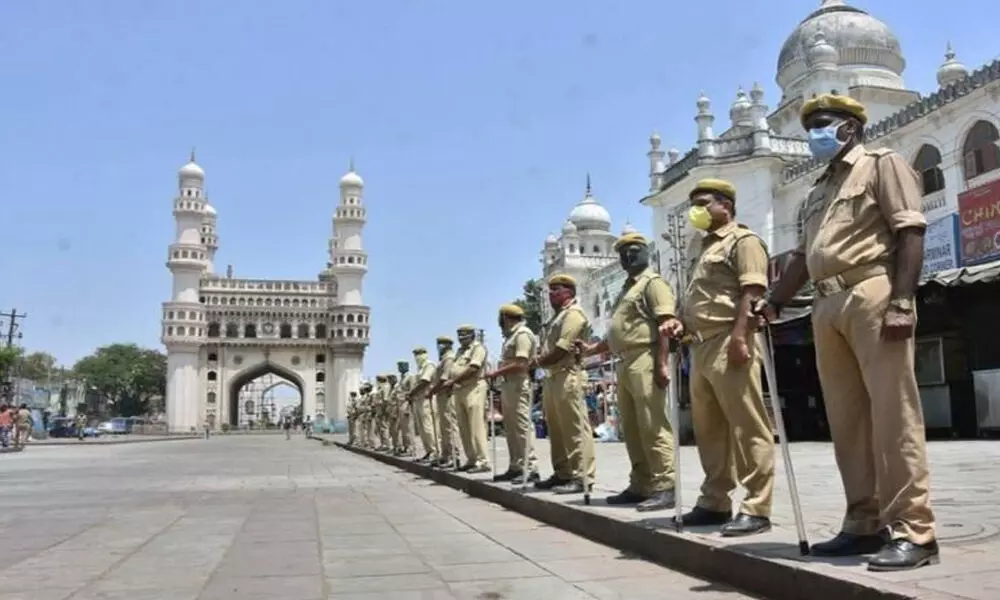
top-left (814, 277), bottom-right (840, 297)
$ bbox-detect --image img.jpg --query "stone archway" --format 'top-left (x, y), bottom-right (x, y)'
top-left (227, 361), bottom-right (306, 427)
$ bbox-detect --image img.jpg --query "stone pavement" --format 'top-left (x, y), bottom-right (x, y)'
top-left (0, 435), bottom-right (759, 599)
top-left (335, 435), bottom-right (1000, 600)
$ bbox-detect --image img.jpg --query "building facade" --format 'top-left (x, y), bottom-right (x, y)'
top-left (161, 155), bottom-right (369, 433)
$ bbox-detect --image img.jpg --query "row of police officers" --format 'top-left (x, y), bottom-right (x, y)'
top-left (346, 95), bottom-right (938, 573)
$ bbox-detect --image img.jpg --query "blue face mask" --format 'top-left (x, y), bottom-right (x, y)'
top-left (808, 121), bottom-right (847, 161)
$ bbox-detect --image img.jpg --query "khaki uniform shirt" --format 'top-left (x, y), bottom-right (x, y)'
top-left (608, 268), bottom-right (676, 354)
top-left (415, 359), bottom-right (437, 398)
top-left (434, 350), bottom-right (456, 394)
top-left (683, 223), bottom-right (769, 339)
top-left (796, 144), bottom-right (927, 281)
top-left (542, 299), bottom-right (589, 373)
top-left (501, 322), bottom-right (537, 383)
top-left (453, 342), bottom-right (487, 391)
top-left (396, 374), bottom-right (415, 406)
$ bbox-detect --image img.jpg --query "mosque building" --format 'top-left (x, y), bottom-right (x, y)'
top-left (161, 155), bottom-right (370, 432)
top-left (640, 0), bottom-right (1000, 437)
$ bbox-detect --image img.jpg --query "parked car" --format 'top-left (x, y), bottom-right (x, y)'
top-left (98, 418), bottom-right (132, 435)
top-left (47, 417), bottom-right (100, 439)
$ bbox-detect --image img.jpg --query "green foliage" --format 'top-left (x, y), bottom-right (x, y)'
top-left (513, 278), bottom-right (544, 333)
top-left (72, 343), bottom-right (166, 416)
top-left (17, 351), bottom-right (60, 381)
top-left (0, 346), bottom-right (23, 378)
top-left (221, 422), bottom-right (231, 433)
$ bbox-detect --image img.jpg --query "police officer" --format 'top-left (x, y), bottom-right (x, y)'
top-left (670, 179), bottom-right (774, 535)
top-left (347, 391), bottom-right (359, 445)
top-left (359, 381), bottom-right (375, 448)
top-left (428, 337), bottom-right (461, 468)
top-left (396, 361), bottom-right (416, 456)
top-left (408, 347), bottom-right (439, 463)
top-left (485, 304), bottom-right (540, 482)
top-left (761, 94), bottom-right (937, 570)
top-left (441, 325), bottom-right (491, 473)
top-left (387, 373), bottom-right (401, 453)
top-left (531, 274), bottom-right (596, 494)
top-left (579, 233), bottom-right (681, 511)
top-left (374, 374), bottom-right (391, 450)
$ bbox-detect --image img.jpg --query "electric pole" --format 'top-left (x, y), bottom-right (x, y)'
top-left (0, 308), bottom-right (27, 404)
top-left (660, 213), bottom-right (689, 293)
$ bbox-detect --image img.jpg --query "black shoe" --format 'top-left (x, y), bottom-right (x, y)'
top-left (417, 453), bottom-right (431, 462)
top-left (720, 513), bottom-right (772, 537)
top-left (675, 506), bottom-right (731, 527)
top-left (456, 463), bottom-right (474, 472)
top-left (553, 480), bottom-right (586, 495)
top-left (811, 532), bottom-right (886, 557)
top-left (867, 539), bottom-right (939, 571)
top-left (636, 490), bottom-right (676, 512)
top-left (493, 470), bottom-right (520, 482)
top-left (605, 489), bottom-right (648, 506)
top-left (534, 475), bottom-right (570, 490)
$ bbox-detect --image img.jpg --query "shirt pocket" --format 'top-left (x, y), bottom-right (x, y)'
top-left (826, 184), bottom-right (867, 224)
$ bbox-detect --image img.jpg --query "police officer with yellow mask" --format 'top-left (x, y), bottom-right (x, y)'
top-left (678, 178), bottom-right (775, 536)
top-left (441, 326), bottom-right (491, 473)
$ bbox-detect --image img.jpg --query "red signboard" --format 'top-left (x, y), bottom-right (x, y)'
top-left (958, 179), bottom-right (1000, 266)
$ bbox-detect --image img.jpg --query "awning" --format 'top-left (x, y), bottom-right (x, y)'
top-left (921, 260), bottom-right (1000, 287)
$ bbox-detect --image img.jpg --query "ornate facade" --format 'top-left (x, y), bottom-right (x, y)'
top-left (641, 0), bottom-right (1000, 293)
top-left (161, 155), bottom-right (369, 432)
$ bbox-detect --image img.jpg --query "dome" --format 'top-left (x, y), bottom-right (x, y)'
top-left (729, 87), bottom-right (753, 126)
top-left (806, 32), bottom-right (839, 67)
top-left (621, 222), bottom-right (638, 235)
top-left (776, 0), bottom-right (905, 94)
top-left (178, 159), bottom-right (204, 181)
top-left (545, 233), bottom-right (558, 245)
top-left (561, 220), bottom-right (578, 235)
top-left (340, 170), bottom-right (364, 188)
top-left (567, 175), bottom-right (611, 231)
top-left (937, 43), bottom-right (968, 87)
top-left (203, 203), bottom-right (217, 218)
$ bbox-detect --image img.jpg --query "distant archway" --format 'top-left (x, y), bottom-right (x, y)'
top-left (227, 361), bottom-right (305, 427)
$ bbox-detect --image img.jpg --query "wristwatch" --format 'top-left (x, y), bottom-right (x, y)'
top-left (888, 297), bottom-right (915, 313)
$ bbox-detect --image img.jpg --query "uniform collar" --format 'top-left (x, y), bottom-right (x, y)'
top-left (706, 220), bottom-right (739, 241)
top-left (624, 268), bottom-right (655, 286)
top-left (818, 144), bottom-right (865, 182)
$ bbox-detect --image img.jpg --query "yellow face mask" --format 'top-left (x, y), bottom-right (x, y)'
top-left (688, 206), bottom-right (713, 231)
top-left (415, 355), bottom-right (427, 368)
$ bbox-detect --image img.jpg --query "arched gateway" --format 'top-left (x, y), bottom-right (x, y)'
top-left (161, 154), bottom-right (370, 432)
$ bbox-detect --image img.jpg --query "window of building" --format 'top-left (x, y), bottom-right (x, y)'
top-left (315, 324), bottom-right (327, 339)
top-left (280, 323), bottom-right (292, 338)
top-left (962, 120), bottom-right (1000, 180)
top-left (207, 352), bottom-right (218, 362)
top-left (245, 324), bottom-right (257, 338)
top-left (207, 371), bottom-right (217, 381)
top-left (207, 323), bottom-right (220, 338)
top-left (315, 353), bottom-right (326, 364)
top-left (316, 372), bottom-right (325, 383)
top-left (913, 144), bottom-right (945, 195)
top-left (297, 323), bottom-right (310, 338)
top-left (207, 392), bottom-right (216, 404)
top-left (225, 323), bottom-right (239, 338)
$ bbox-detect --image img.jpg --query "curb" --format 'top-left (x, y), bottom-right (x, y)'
top-left (30, 436), bottom-right (202, 447)
top-left (333, 440), bottom-right (915, 600)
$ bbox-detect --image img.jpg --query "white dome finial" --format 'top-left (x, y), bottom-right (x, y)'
top-left (339, 159), bottom-right (364, 188)
top-left (937, 42), bottom-right (968, 87)
top-left (178, 150), bottom-right (205, 181)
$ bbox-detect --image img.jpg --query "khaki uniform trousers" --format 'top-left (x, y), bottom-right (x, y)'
top-left (501, 374), bottom-right (538, 473)
top-left (348, 417), bottom-right (357, 444)
top-left (414, 397), bottom-right (438, 456)
top-left (812, 274), bottom-right (935, 544)
top-left (378, 406), bottom-right (391, 447)
top-left (436, 394), bottom-right (459, 461)
top-left (689, 331), bottom-right (775, 517)
top-left (454, 380), bottom-right (490, 467)
top-left (389, 407), bottom-right (401, 449)
top-left (542, 369), bottom-right (596, 482)
top-left (615, 346), bottom-right (675, 495)
top-left (398, 402), bottom-right (414, 451)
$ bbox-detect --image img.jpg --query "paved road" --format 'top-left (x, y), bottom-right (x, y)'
top-left (0, 436), bottom-right (756, 600)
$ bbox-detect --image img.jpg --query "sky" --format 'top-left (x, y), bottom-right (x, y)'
top-left (2, 0), bottom-right (999, 376)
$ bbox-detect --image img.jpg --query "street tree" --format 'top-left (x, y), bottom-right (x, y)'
top-left (72, 344), bottom-right (167, 416)
top-left (0, 346), bottom-right (22, 379)
top-left (513, 278), bottom-right (544, 333)
top-left (17, 351), bottom-right (60, 382)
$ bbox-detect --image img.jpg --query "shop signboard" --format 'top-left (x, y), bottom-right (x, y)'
top-left (958, 179), bottom-right (1000, 266)
top-left (921, 213), bottom-right (959, 280)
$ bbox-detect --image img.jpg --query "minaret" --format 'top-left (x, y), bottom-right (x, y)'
top-left (325, 160), bottom-right (370, 424)
top-left (647, 132), bottom-right (665, 193)
top-left (162, 151), bottom-right (209, 433)
top-left (202, 203), bottom-right (219, 275)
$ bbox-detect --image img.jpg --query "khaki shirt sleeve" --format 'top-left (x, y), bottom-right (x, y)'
top-left (645, 277), bottom-right (676, 318)
top-left (733, 236), bottom-right (770, 288)
top-left (875, 152), bottom-right (928, 233)
top-left (419, 363), bottom-right (435, 383)
top-left (512, 332), bottom-right (533, 359)
top-left (555, 310), bottom-right (586, 351)
top-left (468, 345), bottom-right (487, 369)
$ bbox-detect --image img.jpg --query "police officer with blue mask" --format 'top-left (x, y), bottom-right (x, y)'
top-left (759, 94), bottom-right (937, 572)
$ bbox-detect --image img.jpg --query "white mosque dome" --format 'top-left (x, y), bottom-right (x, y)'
top-left (567, 176), bottom-right (611, 231)
top-left (545, 233), bottom-right (559, 245)
top-left (203, 203), bottom-right (217, 217)
top-left (340, 170), bottom-right (364, 188)
top-left (561, 220), bottom-right (578, 235)
top-left (178, 159), bottom-right (204, 181)
top-left (776, 0), bottom-right (904, 93)
top-left (937, 43), bottom-right (968, 87)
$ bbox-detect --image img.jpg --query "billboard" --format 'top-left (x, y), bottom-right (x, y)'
top-left (958, 179), bottom-right (1000, 266)
top-left (921, 213), bottom-right (959, 279)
